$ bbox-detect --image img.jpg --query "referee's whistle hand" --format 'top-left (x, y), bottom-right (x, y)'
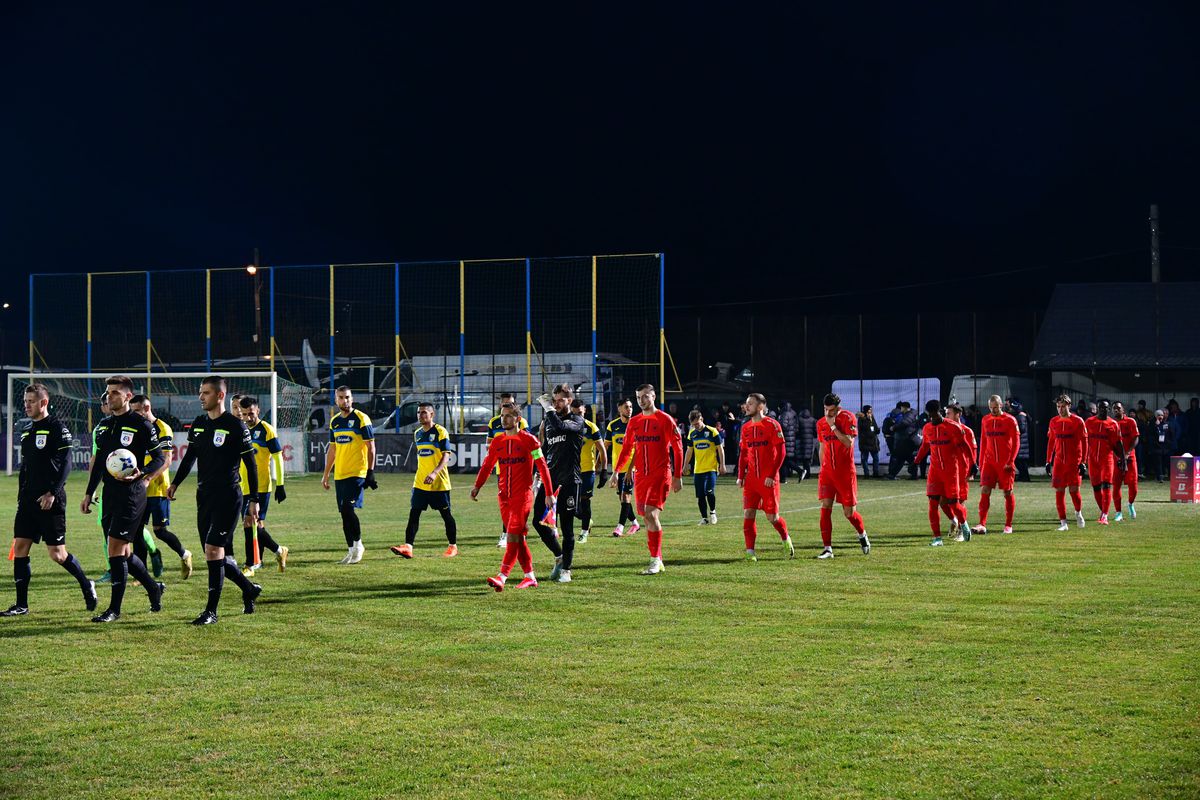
top-left (80, 496), bottom-right (92, 514)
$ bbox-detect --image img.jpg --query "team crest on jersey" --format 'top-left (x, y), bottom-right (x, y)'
top-left (119, 430), bottom-right (134, 447)
top-left (214, 430), bottom-right (227, 447)
top-left (35, 434), bottom-right (47, 449)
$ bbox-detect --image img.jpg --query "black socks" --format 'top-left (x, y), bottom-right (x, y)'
top-left (205, 558), bottom-right (223, 614)
top-left (341, 506), bottom-right (362, 547)
top-left (439, 508), bottom-right (457, 545)
top-left (108, 555), bottom-right (128, 613)
top-left (61, 553), bottom-right (89, 589)
top-left (13, 556), bottom-right (30, 608)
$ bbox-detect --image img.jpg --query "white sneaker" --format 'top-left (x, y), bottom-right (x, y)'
top-left (578, 530), bottom-right (589, 543)
top-left (338, 547), bottom-right (354, 564)
top-left (697, 517), bottom-right (710, 526)
top-left (1056, 520), bottom-right (1069, 531)
top-left (817, 547), bottom-right (834, 559)
top-left (1129, 503), bottom-right (1137, 519)
top-left (496, 533), bottom-right (507, 548)
top-left (783, 536), bottom-right (795, 559)
top-left (349, 542), bottom-right (365, 563)
top-left (859, 534), bottom-right (871, 555)
top-left (971, 525), bottom-right (987, 536)
top-left (954, 533), bottom-right (966, 542)
top-left (709, 511), bottom-right (718, 524)
top-left (556, 569), bottom-right (572, 583)
top-left (1002, 526), bottom-right (1013, 534)
top-left (640, 557), bottom-right (663, 575)
top-left (1076, 511), bottom-right (1086, 529)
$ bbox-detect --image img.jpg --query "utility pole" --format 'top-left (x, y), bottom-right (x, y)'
top-left (252, 247), bottom-right (263, 360)
top-left (1149, 204), bottom-right (1161, 283)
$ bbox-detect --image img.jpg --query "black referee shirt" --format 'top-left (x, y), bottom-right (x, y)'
top-left (177, 412), bottom-right (257, 494)
top-left (18, 414), bottom-right (72, 499)
top-left (86, 410), bottom-right (163, 498)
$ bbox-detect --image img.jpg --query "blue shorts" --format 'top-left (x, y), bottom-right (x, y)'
top-left (242, 492), bottom-right (271, 519)
top-left (146, 496), bottom-right (171, 527)
top-left (580, 471), bottom-right (595, 498)
top-left (616, 471), bottom-right (634, 495)
top-left (693, 471), bottom-right (717, 497)
top-left (411, 488), bottom-right (451, 512)
top-left (335, 477), bottom-right (365, 510)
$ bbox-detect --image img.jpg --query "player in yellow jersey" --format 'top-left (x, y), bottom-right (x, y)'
top-left (321, 386), bottom-right (376, 564)
top-left (390, 402), bottom-right (458, 559)
top-left (570, 398), bottom-right (607, 543)
top-left (231, 395), bottom-right (253, 566)
top-left (131, 395), bottom-right (193, 579)
top-left (605, 399), bottom-right (640, 537)
top-left (682, 409), bottom-right (725, 525)
top-left (487, 392), bottom-right (527, 547)
top-left (237, 396), bottom-right (290, 574)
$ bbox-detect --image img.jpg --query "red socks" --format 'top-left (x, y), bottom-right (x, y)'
top-left (770, 517), bottom-right (789, 541)
top-left (1004, 493), bottom-right (1015, 526)
top-left (1102, 487), bottom-right (1111, 514)
top-left (1113, 486), bottom-right (1123, 512)
top-left (1128, 481), bottom-right (1138, 503)
top-left (978, 494), bottom-right (991, 526)
top-left (647, 529), bottom-right (663, 559)
top-left (1055, 490), bottom-right (1067, 519)
top-left (928, 498), bottom-right (942, 535)
top-left (952, 501), bottom-right (966, 525)
top-left (847, 512), bottom-right (865, 535)
top-left (516, 535), bottom-right (532, 574)
top-left (819, 506), bottom-right (833, 547)
top-left (500, 536), bottom-right (519, 576)
top-left (743, 518), bottom-right (757, 550)
top-left (1070, 490), bottom-right (1082, 512)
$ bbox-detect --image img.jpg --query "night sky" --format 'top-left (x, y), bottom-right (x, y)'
top-left (5, 3), bottom-right (1199, 323)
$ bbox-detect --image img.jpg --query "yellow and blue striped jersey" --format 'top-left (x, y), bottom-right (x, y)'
top-left (145, 418), bottom-right (174, 498)
top-left (580, 418), bottom-right (603, 473)
top-left (248, 419), bottom-right (284, 492)
top-left (330, 409), bottom-right (374, 480)
top-left (414, 423), bottom-right (451, 492)
top-left (605, 417), bottom-right (633, 474)
top-left (687, 424), bottom-right (723, 474)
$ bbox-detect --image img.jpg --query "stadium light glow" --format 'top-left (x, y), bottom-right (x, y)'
top-left (246, 264), bottom-right (258, 275)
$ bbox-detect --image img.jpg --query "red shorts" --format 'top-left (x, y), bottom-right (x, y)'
top-left (1051, 462), bottom-right (1082, 489)
top-left (980, 461), bottom-right (1015, 492)
top-left (742, 478), bottom-right (781, 514)
top-left (1088, 454), bottom-right (1115, 486)
top-left (634, 473), bottom-right (671, 514)
top-left (1115, 457), bottom-right (1138, 487)
top-left (926, 466), bottom-right (962, 499)
top-left (498, 491), bottom-right (534, 535)
top-left (817, 470), bottom-right (857, 507)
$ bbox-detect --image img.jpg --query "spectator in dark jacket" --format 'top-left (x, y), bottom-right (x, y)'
top-left (778, 401), bottom-right (800, 482)
top-left (887, 403), bottom-right (920, 479)
top-left (1166, 399), bottom-right (1186, 456)
top-left (858, 405), bottom-right (881, 477)
top-left (1185, 397), bottom-right (1200, 454)
top-left (1006, 398), bottom-right (1032, 482)
top-left (1152, 409), bottom-right (1175, 481)
top-left (796, 406), bottom-right (817, 481)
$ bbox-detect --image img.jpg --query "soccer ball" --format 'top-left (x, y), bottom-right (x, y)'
top-left (105, 448), bottom-right (138, 479)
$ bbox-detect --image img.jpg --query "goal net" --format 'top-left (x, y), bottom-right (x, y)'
top-left (6, 372), bottom-right (315, 476)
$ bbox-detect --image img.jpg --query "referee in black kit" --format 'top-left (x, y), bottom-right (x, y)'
top-left (2, 383), bottom-right (97, 617)
top-left (168, 376), bottom-right (263, 626)
top-left (82, 375), bottom-right (168, 623)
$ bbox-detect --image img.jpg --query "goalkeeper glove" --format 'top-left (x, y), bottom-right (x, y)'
top-left (1078, 462), bottom-right (1088, 479)
top-left (1044, 461), bottom-right (1053, 474)
top-left (364, 469), bottom-right (379, 490)
top-left (274, 485), bottom-right (287, 504)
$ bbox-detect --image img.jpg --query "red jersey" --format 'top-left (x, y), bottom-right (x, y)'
top-left (1116, 417), bottom-right (1139, 459)
top-left (914, 418), bottom-right (970, 474)
top-left (959, 423), bottom-right (977, 474)
top-left (738, 415), bottom-right (787, 482)
top-left (980, 412), bottom-right (1020, 468)
top-left (815, 410), bottom-right (857, 479)
top-left (1047, 414), bottom-right (1087, 468)
top-left (1084, 416), bottom-right (1122, 463)
top-left (474, 430), bottom-right (554, 501)
top-left (614, 409), bottom-right (683, 478)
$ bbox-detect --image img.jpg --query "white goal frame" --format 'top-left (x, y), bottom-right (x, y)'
top-left (7, 371), bottom-right (280, 476)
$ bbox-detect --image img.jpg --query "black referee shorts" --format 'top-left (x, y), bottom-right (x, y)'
top-left (101, 485), bottom-right (147, 543)
top-left (14, 494), bottom-right (67, 546)
top-left (197, 489), bottom-right (243, 549)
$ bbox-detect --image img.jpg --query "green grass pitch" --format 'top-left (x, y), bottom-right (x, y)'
top-left (0, 471), bottom-right (1197, 799)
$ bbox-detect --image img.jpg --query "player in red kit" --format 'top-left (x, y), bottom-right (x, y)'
top-left (610, 384), bottom-right (683, 574)
top-left (814, 393), bottom-right (870, 559)
top-left (1046, 394), bottom-right (1088, 531)
top-left (737, 393), bottom-right (794, 560)
top-left (913, 400), bottom-right (971, 546)
top-left (943, 404), bottom-right (977, 541)
top-left (471, 405), bottom-right (555, 590)
top-left (1084, 400), bottom-right (1125, 525)
top-left (1111, 401), bottom-right (1139, 522)
top-left (973, 394), bottom-right (1020, 535)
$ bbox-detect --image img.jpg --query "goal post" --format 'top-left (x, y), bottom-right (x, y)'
top-left (6, 371), bottom-right (314, 476)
